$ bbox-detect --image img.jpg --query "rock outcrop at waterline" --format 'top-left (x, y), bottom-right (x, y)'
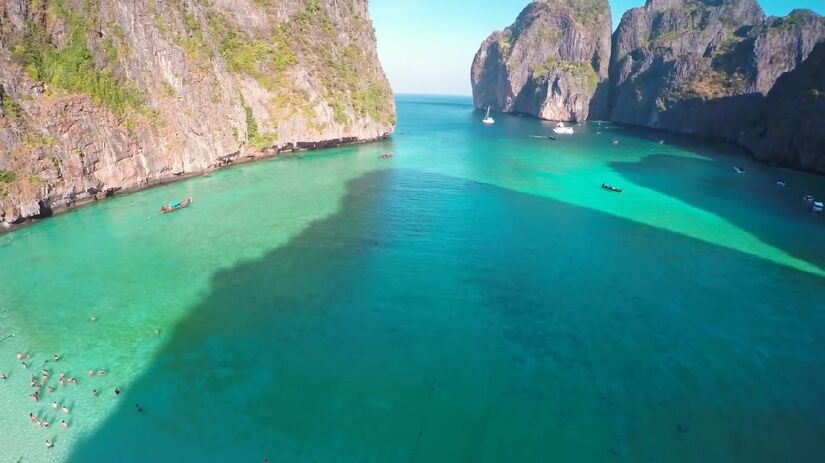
top-left (470, 0), bottom-right (612, 122)
top-left (472, 0), bottom-right (825, 173)
top-left (608, 1), bottom-right (825, 144)
top-left (0, 0), bottom-right (395, 225)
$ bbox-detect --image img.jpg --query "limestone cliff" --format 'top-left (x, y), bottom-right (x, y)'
top-left (470, 0), bottom-right (612, 122)
top-left (608, 1), bottom-right (825, 143)
top-left (0, 0), bottom-right (395, 225)
top-left (741, 41), bottom-right (825, 173)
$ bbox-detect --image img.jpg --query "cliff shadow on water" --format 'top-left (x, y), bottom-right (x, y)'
top-left (611, 153), bottom-right (825, 273)
top-left (67, 169), bottom-right (825, 462)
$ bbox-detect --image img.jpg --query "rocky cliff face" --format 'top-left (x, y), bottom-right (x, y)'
top-left (741, 41), bottom-right (825, 173)
top-left (0, 0), bottom-right (395, 225)
top-left (471, 0), bottom-right (612, 122)
top-left (608, 1), bottom-right (825, 142)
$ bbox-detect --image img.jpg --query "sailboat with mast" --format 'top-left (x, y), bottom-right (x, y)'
top-left (482, 106), bottom-right (495, 125)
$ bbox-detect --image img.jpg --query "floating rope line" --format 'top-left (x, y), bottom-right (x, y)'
top-left (0, 332), bottom-right (15, 343)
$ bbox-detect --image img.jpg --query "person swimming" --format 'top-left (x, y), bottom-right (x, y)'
top-left (30, 391), bottom-right (39, 402)
top-left (0, 372), bottom-right (6, 380)
top-left (53, 354), bottom-right (60, 362)
top-left (16, 352), bottom-right (23, 361)
top-left (61, 420), bottom-right (68, 429)
top-left (62, 406), bottom-right (70, 414)
top-left (90, 316), bottom-right (98, 322)
top-left (45, 440), bottom-right (53, 448)
top-left (98, 369), bottom-right (106, 376)
top-left (88, 369), bottom-right (95, 377)
top-left (135, 403), bottom-right (143, 412)
top-left (115, 387), bottom-right (121, 396)
top-left (47, 386), bottom-right (55, 393)
top-left (52, 402), bottom-right (59, 409)
top-left (92, 389), bottom-right (99, 397)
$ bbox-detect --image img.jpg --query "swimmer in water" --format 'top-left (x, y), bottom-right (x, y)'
top-left (115, 387), bottom-right (121, 396)
top-left (92, 389), bottom-right (99, 397)
top-left (53, 354), bottom-right (60, 362)
top-left (45, 440), bottom-right (53, 448)
top-left (88, 369), bottom-right (95, 377)
top-left (0, 372), bottom-right (6, 380)
top-left (16, 352), bottom-right (23, 361)
top-left (52, 401), bottom-right (59, 409)
top-left (30, 391), bottom-right (39, 402)
top-left (61, 420), bottom-right (68, 429)
top-left (98, 369), bottom-right (106, 376)
top-left (135, 403), bottom-right (143, 412)
top-left (62, 406), bottom-right (70, 414)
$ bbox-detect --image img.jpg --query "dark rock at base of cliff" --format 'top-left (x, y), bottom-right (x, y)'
top-left (741, 41), bottom-right (825, 174)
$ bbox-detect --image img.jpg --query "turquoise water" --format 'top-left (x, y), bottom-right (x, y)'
top-left (1, 95), bottom-right (824, 462)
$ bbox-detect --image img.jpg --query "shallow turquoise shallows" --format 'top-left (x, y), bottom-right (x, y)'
top-left (1, 95), bottom-right (824, 463)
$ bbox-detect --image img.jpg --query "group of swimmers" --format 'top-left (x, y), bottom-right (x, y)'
top-left (0, 350), bottom-right (130, 450)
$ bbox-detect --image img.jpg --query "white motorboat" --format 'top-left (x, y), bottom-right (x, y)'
top-left (482, 106), bottom-right (495, 125)
top-left (552, 122), bottom-right (574, 135)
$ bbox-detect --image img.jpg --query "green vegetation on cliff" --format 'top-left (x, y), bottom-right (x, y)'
top-left (287, 1), bottom-right (395, 126)
top-left (0, 170), bottom-right (16, 183)
top-left (208, 12), bottom-right (296, 91)
top-left (533, 59), bottom-right (599, 92)
top-left (10, 0), bottom-right (143, 115)
top-left (0, 94), bottom-right (23, 119)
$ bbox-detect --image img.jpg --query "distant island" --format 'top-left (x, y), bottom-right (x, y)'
top-left (472, 0), bottom-right (825, 174)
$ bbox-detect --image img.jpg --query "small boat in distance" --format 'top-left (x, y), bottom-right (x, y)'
top-left (553, 122), bottom-right (574, 135)
top-left (161, 197), bottom-right (192, 214)
top-left (734, 166), bottom-right (746, 174)
top-left (601, 183), bottom-right (623, 193)
top-left (482, 106), bottom-right (495, 125)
